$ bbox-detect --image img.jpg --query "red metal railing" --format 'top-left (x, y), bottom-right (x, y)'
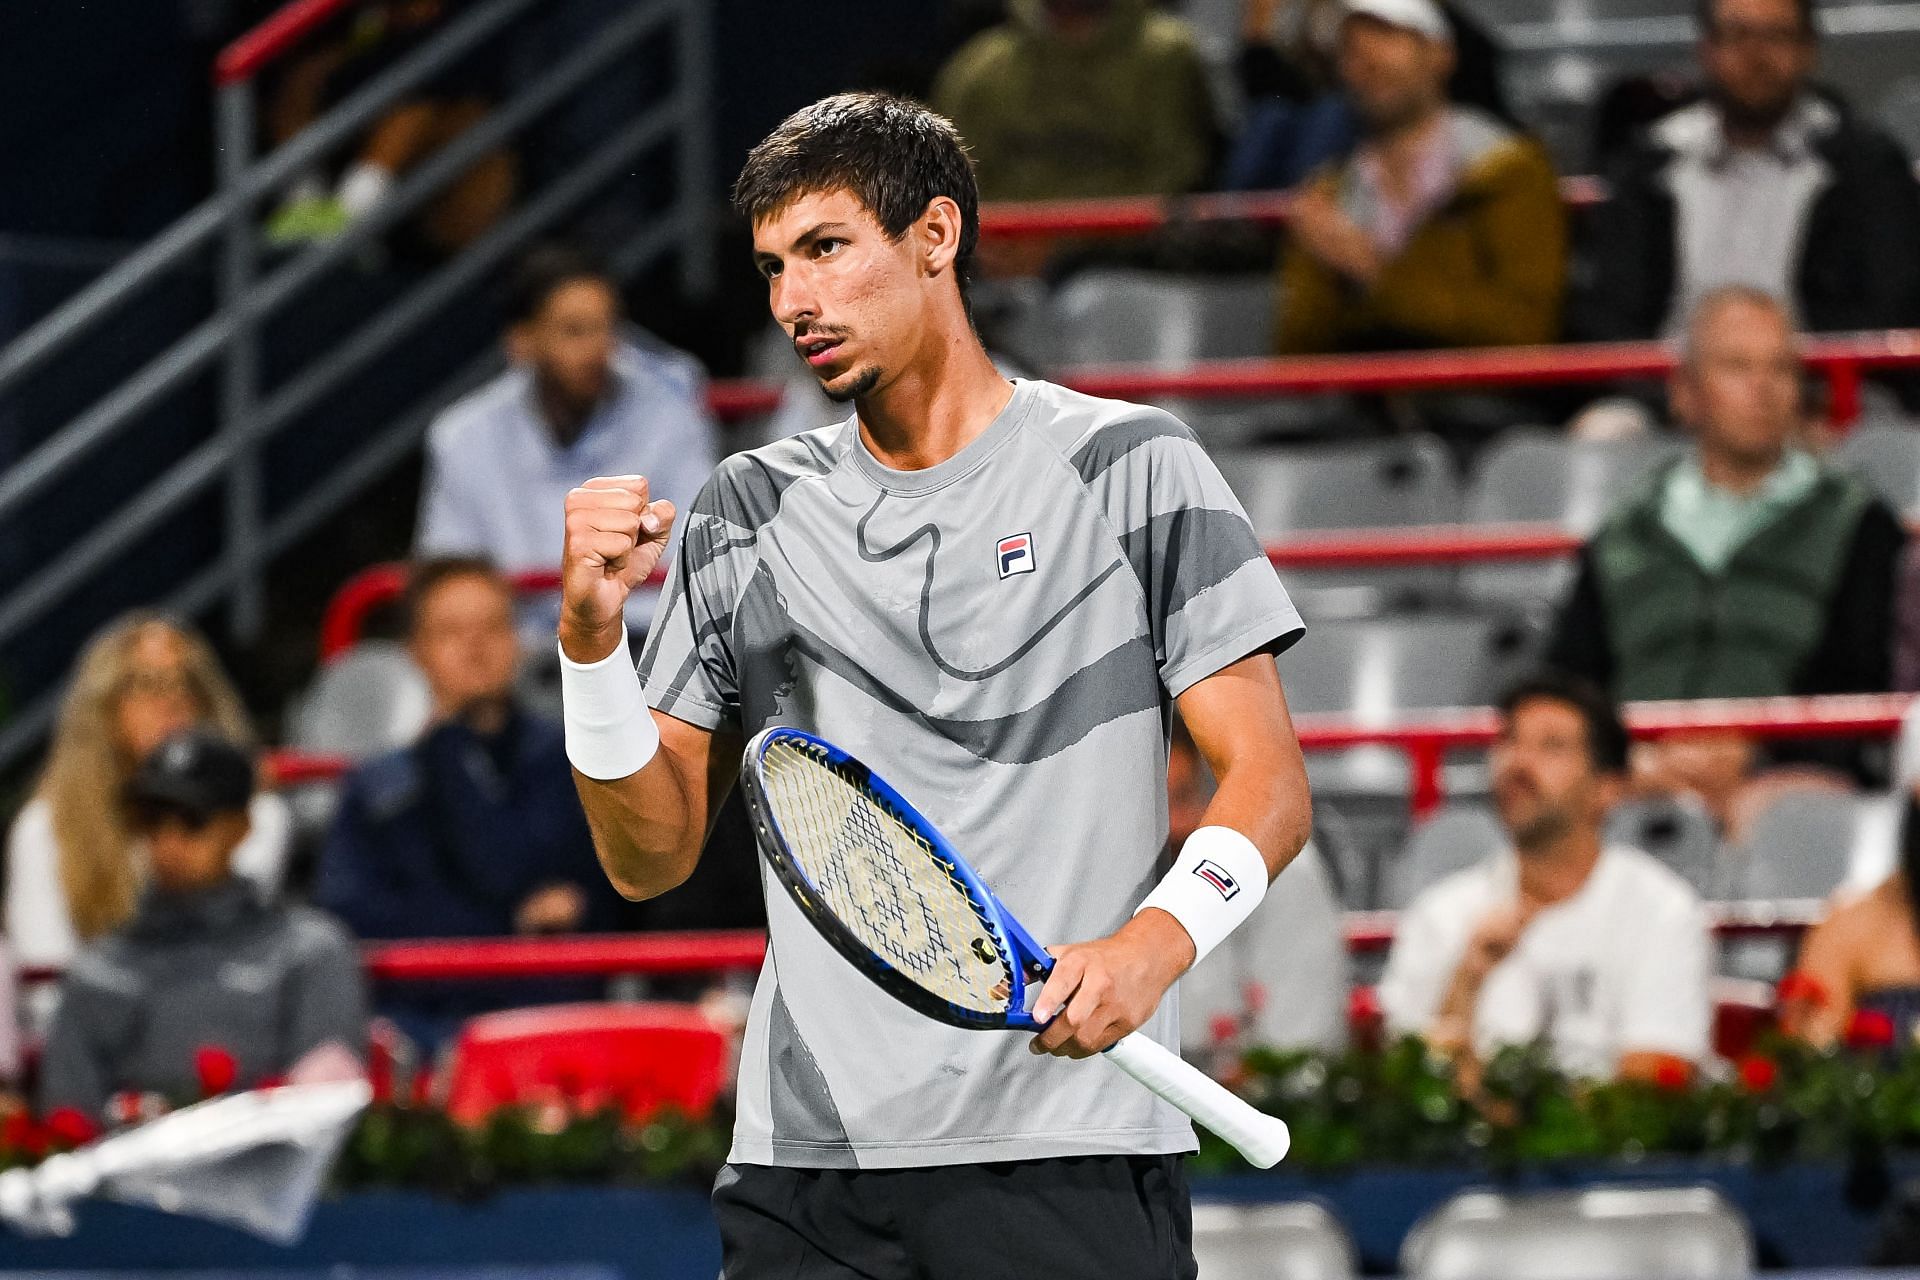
top-left (1295, 692), bottom-right (1912, 817)
top-left (214, 0), bottom-right (357, 86)
top-left (972, 178), bottom-right (1611, 240)
top-left (709, 333), bottom-right (1920, 429)
top-left (264, 691), bottom-right (1912, 823)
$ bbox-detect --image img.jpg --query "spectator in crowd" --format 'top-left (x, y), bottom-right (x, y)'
top-left (1570, 0), bottom-right (1920, 341)
top-left (1379, 674), bottom-right (1712, 1082)
top-left (1171, 716), bottom-right (1347, 1071)
top-left (1783, 784), bottom-right (1920, 1047)
top-left (6, 614), bottom-right (292, 984)
top-left (40, 730), bottom-right (366, 1119)
top-left (1274, 0), bottom-right (1564, 355)
top-left (1228, 0), bottom-right (1512, 191)
top-left (264, 0), bottom-right (516, 256)
top-left (415, 244), bottom-right (717, 634)
top-left (931, 0), bottom-right (1219, 203)
top-left (1550, 288), bottom-right (1905, 814)
top-left (314, 557), bottom-right (635, 1049)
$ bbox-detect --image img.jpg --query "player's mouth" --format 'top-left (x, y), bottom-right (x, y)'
top-left (799, 337), bottom-right (844, 368)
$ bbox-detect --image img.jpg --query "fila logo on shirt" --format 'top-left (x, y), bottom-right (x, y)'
top-left (996, 532), bottom-right (1036, 579)
top-left (1193, 859), bottom-right (1242, 901)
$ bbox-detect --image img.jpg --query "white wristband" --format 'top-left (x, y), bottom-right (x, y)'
top-left (1135, 826), bottom-right (1268, 967)
top-left (559, 629), bottom-right (660, 780)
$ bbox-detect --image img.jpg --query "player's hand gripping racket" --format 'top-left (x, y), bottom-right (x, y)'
top-left (741, 727), bottom-right (1291, 1168)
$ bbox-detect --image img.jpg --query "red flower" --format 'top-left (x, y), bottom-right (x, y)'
top-left (0, 1110), bottom-right (42, 1157)
top-left (194, 1045), bottom-right (238, 1097)
top-left (409, 1066), bottom-right (436, 1109)
top-left (1777, 972), bottom-right (1829, 1007)
top-left (1737, 1055), bottom-right (1779, 1093)
top-left (1653, 1059), bottom-right (1692, 1091)
top-left (1241, 981), bottom-right (1269, 1015)
top-left (1348, 985), bottom-right (1383, 1023)
top-left (1847, 1009), bottom-right (1898, 1050)
top-left (1208, 1014), bottom-right (1240, 1046)
top-left (42, 1106), bottom-right (99, 1148)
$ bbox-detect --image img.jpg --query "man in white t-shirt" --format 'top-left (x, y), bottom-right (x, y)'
top-left (1378, 674), bottom-right (1712, 1081)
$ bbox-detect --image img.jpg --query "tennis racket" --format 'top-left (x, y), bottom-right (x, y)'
top-left (740, 726), bottom-right (1292, 1168)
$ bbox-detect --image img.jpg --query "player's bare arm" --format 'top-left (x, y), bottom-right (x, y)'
top-left (1030, 654), bottom-right (1312, 1059)
top-left (558, 474), bottom-right (737, 900)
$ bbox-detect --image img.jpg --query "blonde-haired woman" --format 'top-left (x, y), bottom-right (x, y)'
top-left (6, 613), bottom-right (292, 981)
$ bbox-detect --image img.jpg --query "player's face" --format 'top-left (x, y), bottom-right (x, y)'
top-left (752, 189), bottom-right (926, 404)
top-left (513, 279), bottom-right (618, 412)
top-left (1490, 698), bottom-right (1606, 850)
top-left (1672, 298), bottom-right (1802, 470)
top-left (1701, 0), bottom-right (1814, 129)
top-left (1337, 16), bottom-right (1452, 133)
top-left (409, 573), bottom-right (520, 715)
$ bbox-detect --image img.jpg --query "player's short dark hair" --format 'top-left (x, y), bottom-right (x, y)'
top-left (1695, 0), bottom-right (1817, 39)
top-left (404, 555), bottom-right (512, 636)
top-left (1496, 672), bottom-right (1631, 775)
top-left (506, 243), bottom-right (617, 325)
top-left (731, 92), bottom-right (980, 291)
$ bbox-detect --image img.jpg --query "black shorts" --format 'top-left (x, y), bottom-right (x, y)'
top-left (711, 1154), bottom-right (1197, 1279)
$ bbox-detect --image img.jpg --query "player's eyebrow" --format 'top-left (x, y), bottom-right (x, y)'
top-left (752, 221), bottom-right (854, 274)
top-left (789, 221), bottom-right (853, 252)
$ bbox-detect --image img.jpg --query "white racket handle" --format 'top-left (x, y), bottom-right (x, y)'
top-left (1103, 1034), bottom-right (1291, 1168)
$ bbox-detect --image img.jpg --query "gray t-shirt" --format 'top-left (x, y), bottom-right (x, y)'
top-left (639, 378), bottom-right (1304, 1168)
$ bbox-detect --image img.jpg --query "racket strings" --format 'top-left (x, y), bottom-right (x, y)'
top-left (761, 740), bottom-right (1010, 1014)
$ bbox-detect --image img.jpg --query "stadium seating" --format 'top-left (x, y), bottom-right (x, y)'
top-left (1044, 270), bottom-right (1284, 441)
top-left (1733, 787), bottom-right (1902, 900)
top-left (1383, 803), bottom-right (1504, 909)
top-left (443, 1003), bottom-right (729, 1125)
top-left (1459, 431), bottom-right (1683, 615)
top-left (1401, 1187), bottom-right (1755, 1280)
top-left (1607, 794), bottom-right (1724, 900)
top-left (287, 641), bottom-right (432, 761)
top-left (1217, 436), bottom-right (1463, 614)
top-left (1190, 1201), bottom-right (1358, 1280)
top-left (1836, 419), bottom-right (1920, 516)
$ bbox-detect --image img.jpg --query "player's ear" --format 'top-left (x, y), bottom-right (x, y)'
top-left (919, 196), bottom-right (964, 279)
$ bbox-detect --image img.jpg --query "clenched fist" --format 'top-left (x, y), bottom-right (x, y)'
top-left (560, 475), bottom-right (675, 662)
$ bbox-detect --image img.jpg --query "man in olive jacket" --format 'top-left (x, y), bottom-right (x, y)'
top-left (1274, 0), bottom-right (1565, 355)
top-left (932, 0), bottom-right (1218, 202)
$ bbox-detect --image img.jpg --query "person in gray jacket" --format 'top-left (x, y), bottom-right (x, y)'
top-left (39, 730), bottom-right (368, 1119)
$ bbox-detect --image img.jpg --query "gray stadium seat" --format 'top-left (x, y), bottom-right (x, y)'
top-left (1402, 1187), bottom-right (1754, 1280)
top-left (1192, 1201), bottom-right (1358, 1280)
top-left (1606, 794), bottom-right (1725, 899)
top-left (1216, 437), bottom-right (1462, 615)
top-left (1044, 269), bottom-right (1280, 443)
top-left (288, 641), bottom-right (432, 759)
top-left (1046, 269), bottom-right (1274, 366)
top-left (1384, 803), bottom-right (1504, 909)
top-left (1460, 430), bottom-right (1682, 613)
top-left (1835, 420), bottom-right (1920, 516)
top-left (1731, 787), bottom-right (1900, 900)
top-left (284, 642), bottom-right (433, 833)
top-left (1279, 614), bottom-right (1522, 797)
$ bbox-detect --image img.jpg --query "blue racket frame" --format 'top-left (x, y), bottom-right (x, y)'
top-left (742, 726), bottom-right (1056, 1032)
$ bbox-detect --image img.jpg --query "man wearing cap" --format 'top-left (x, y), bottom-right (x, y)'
top-left (1275, 0), bottom-right (1565, 355)
top-left (39, 729), bottom-right (368, 1119)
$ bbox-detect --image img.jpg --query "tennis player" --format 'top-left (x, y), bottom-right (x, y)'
top-left (559, 92), bottom-right (1313, 1278)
